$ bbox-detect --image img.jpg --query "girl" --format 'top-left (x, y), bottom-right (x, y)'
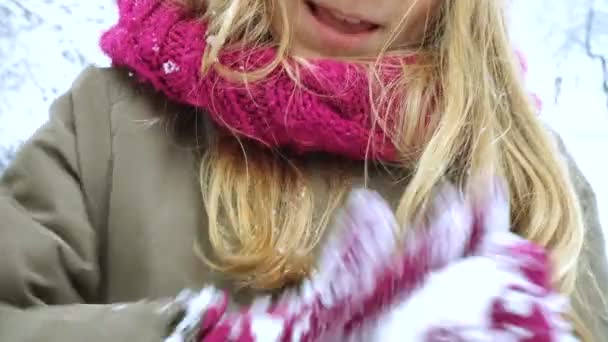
top-left (0, 0), bottom-right (606, 340)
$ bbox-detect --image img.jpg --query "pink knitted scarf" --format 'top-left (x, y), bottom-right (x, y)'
top-left (100, 0), bottom-right (420, 161)
top-left (101, 1), bottom-right (541, 162)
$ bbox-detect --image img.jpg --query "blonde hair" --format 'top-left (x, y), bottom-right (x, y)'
top-left (183, 0), bottom-right (591, 338)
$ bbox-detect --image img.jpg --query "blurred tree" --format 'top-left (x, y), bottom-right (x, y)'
top-left (0, 144), bottom-right (17, 172)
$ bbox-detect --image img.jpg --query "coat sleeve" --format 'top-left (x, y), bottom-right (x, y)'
top-left (0, 67), bottom-right (183, 341)
top-left (552, 133), bottom-right (608, 340)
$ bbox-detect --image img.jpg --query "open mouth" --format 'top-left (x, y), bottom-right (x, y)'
top-left (304, 1), bottom-right (381, 36)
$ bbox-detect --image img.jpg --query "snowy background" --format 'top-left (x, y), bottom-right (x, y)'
top-left (0, 0), bottom-right (607, 251)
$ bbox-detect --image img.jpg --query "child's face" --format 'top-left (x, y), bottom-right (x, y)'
top-left (279, 0), bottom-right (439, 58)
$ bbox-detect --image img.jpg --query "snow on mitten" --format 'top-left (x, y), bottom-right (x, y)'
top-left (170, 178), bottom-right (577, 342)
top-left (196, 184), bottom-right (477, 341)
top-left (165, 188), bottom-right (410, 342)
top-left (165, 288), bottom-right (228, 342)
top-left (371, 178), bottom-right (578, 342)
top-left (194, 189), bottom-right (405, 341)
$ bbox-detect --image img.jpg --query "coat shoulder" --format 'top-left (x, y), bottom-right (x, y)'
top-left (547, 129), bottom-right (600, 226)
top-left (72, 66), bottom-right (139, 105)
top-left (547, 128), bottom-right (608, 338)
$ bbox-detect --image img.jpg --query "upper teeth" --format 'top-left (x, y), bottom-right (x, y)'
top-left (330, 11), bottom-right (362, 25)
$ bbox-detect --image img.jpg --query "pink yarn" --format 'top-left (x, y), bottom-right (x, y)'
top-left (101, 1), bottom-right (542, 162)
top-left (100, 0), bottom-right (415, 161)
top-left (101, 0), bottom-right (539, 161)
top-left (179, 179), bottom-right (575, 342)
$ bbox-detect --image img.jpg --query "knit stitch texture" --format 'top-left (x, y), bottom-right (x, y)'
top-left (100, 0), bottom-right (423, 161)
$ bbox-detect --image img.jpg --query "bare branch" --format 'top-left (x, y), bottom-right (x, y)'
top-left (584, 7), bottom-right (608, 112)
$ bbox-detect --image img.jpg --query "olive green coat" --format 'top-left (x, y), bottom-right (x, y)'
top-left (0, 67), bottom-right (606, 341)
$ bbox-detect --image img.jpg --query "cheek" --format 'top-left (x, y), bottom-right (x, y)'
top-left (270, 1), bottom-right (304, 41)
top-left (390, 0), bottom-right (440, 47)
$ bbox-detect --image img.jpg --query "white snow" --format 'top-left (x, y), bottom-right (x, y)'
top-left (163, 60), bottom-right (180, 74)
top-left (0, 0), bottom-right (607, 255)
top-left (0, 0), bottom-right (115, 148)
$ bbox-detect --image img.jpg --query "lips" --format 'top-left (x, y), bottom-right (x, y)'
top-left (305, 1), bottom-right (380, 35)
